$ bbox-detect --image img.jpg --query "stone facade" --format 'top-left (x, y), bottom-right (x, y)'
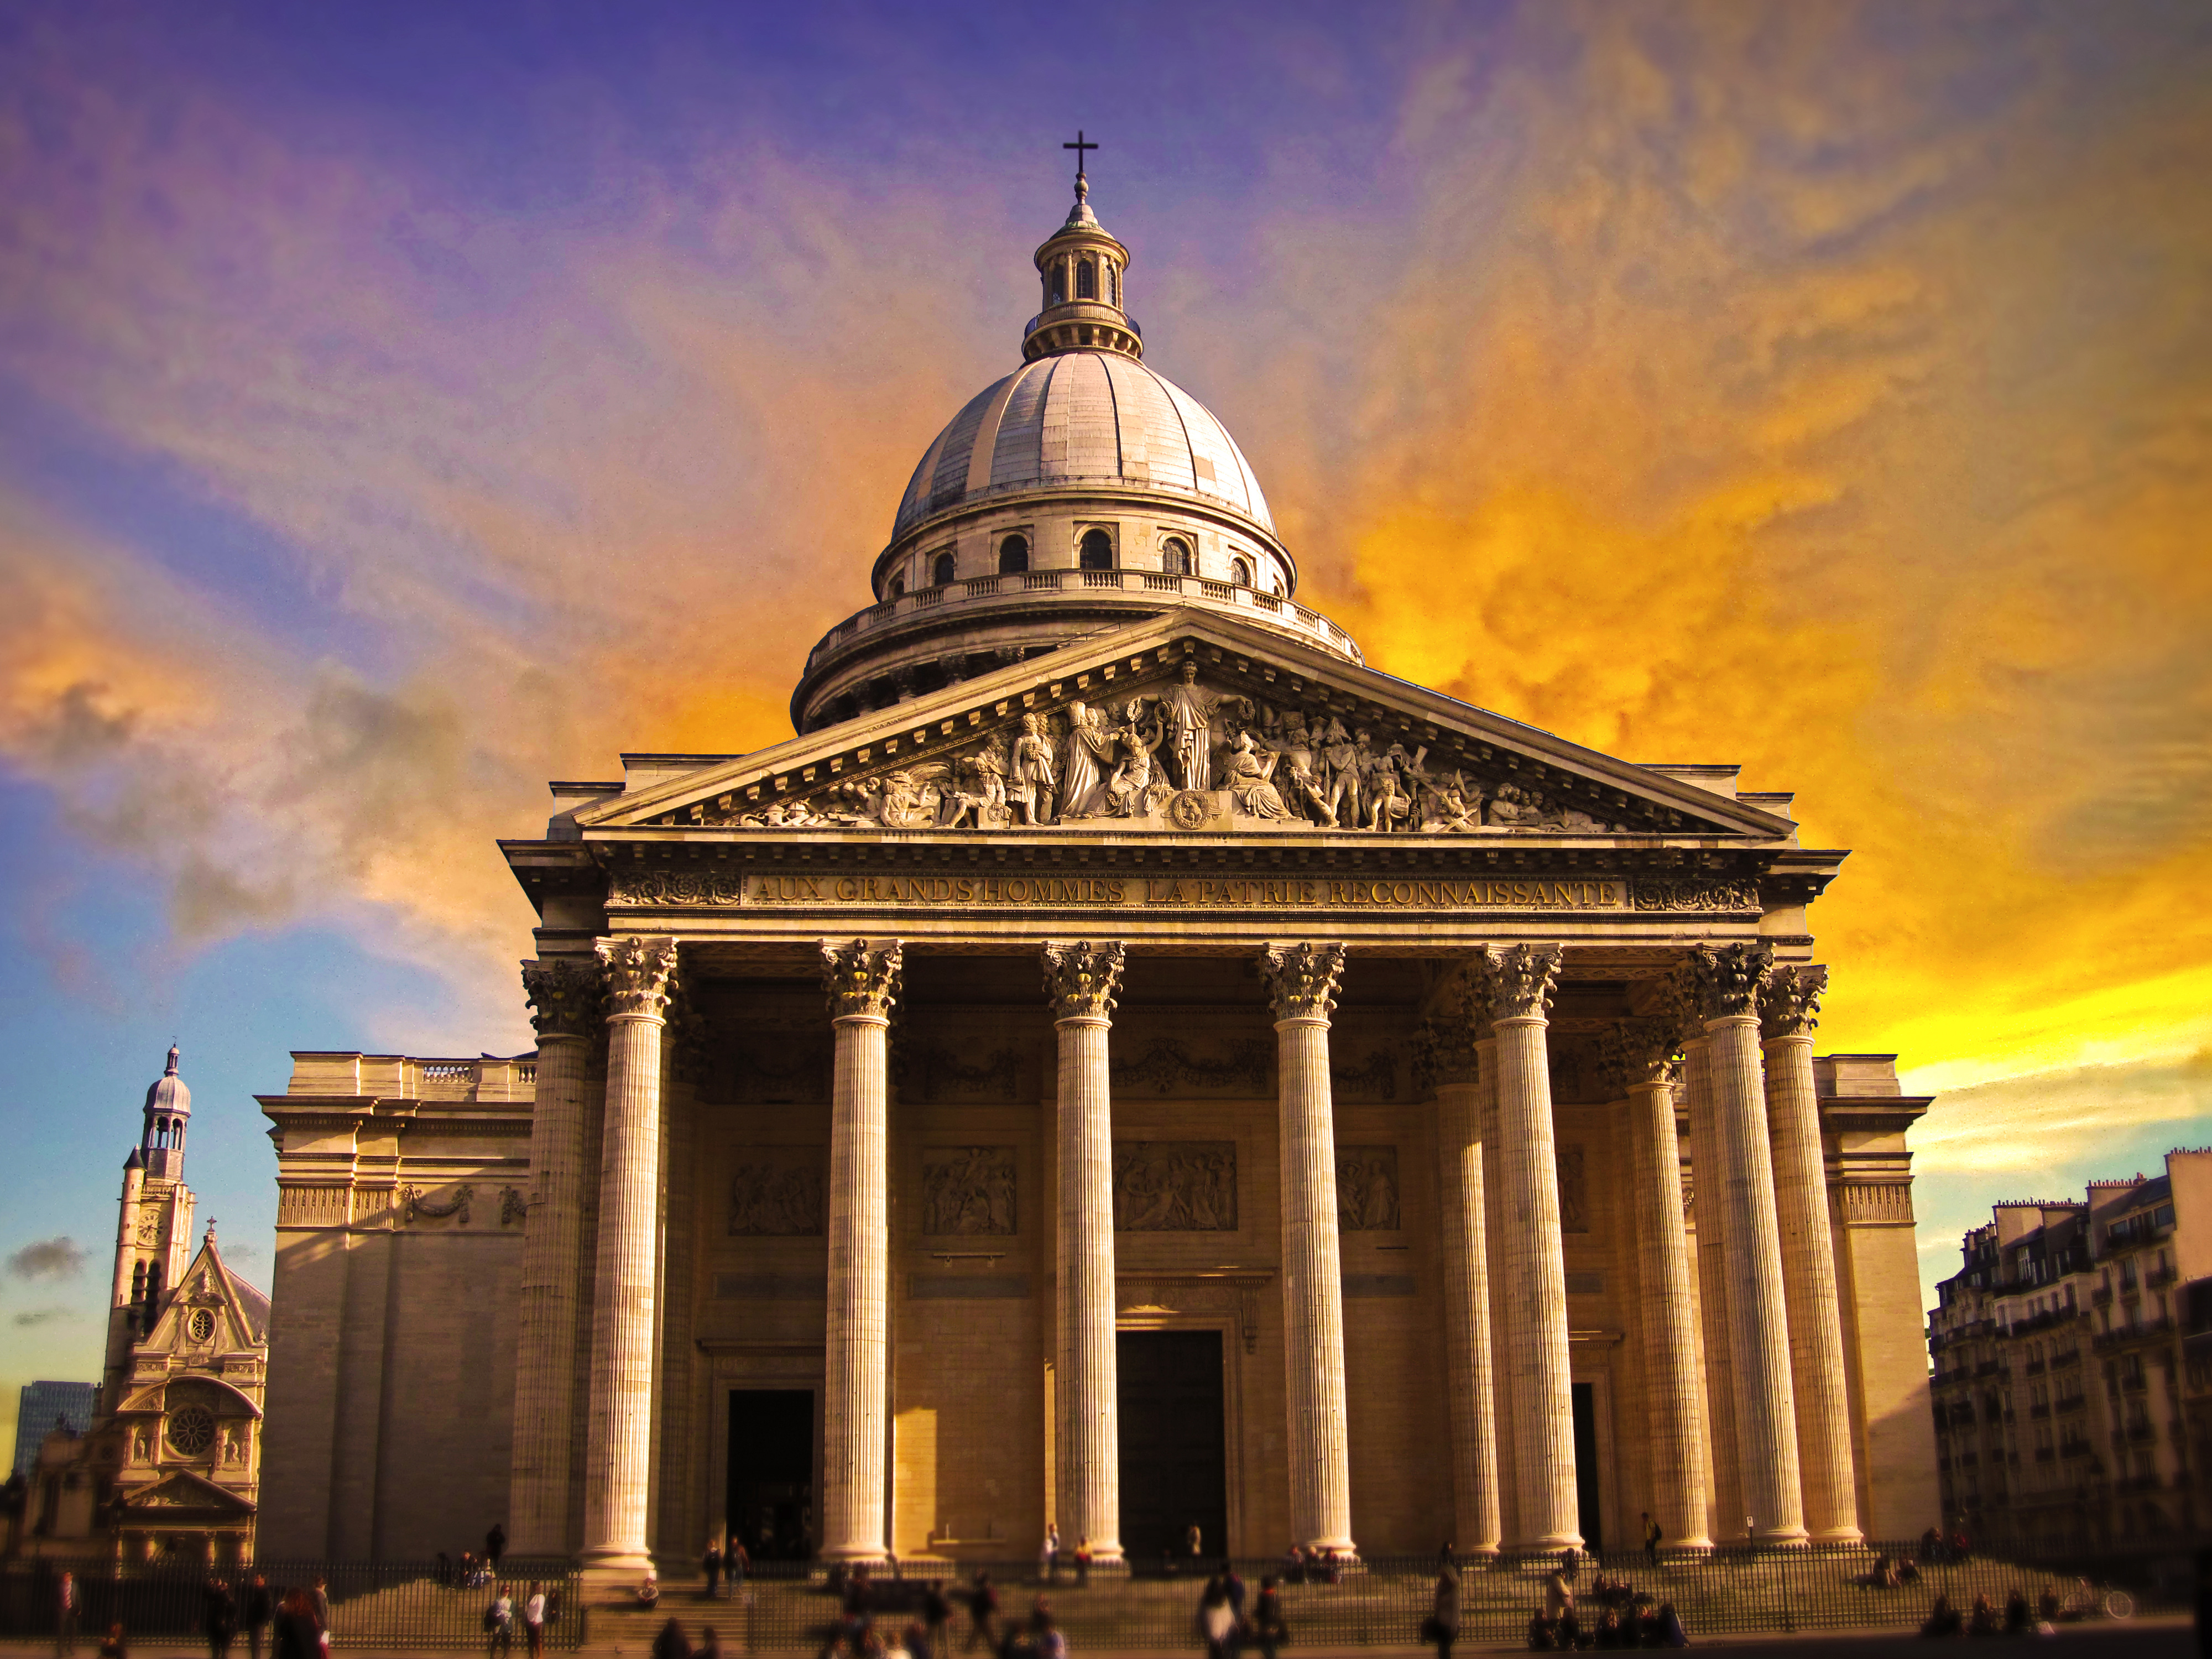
top-left (1928, 1149), bottom-right (2212, 1553)
top-left (255, 171), bottom-right (1940, 1576)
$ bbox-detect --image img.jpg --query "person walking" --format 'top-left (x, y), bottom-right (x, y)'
top-left (1197, 1577), bottom-right (1235, 1659)
top-left (56, 1570), bottom-right (79, 1659)
top-left (523, 1584), bottom-right (546, 1659)
top-left (1642, 1512), bottom-right (1662, 1565)
top-left (484, 1588), bottom-right (514, 1659)
top-left (273, 1591), bottom-right (320, 1659)
top-left (205, 1579), bottom-right (238, 1659)
top-left (963, 1573), bottom-right (998, 1653)
top-left (702, 1541), bottom-right (722, 1601)
top-left (486, 1526), bottom-right (507, 1574)
top-left (727, 1540), bottom-right (748, 1600)
top-left (1040, 1524), bottom-right (1060, 1585)
top-left (1420, 1569), bottom-right (1459, 1659)
top-left (243, 1577), bottom-right (273, 1659)
top-left (1249, 1578), bottom-right (1286, 1659)
top-left (309, 1578), bottom-right (331, 1648)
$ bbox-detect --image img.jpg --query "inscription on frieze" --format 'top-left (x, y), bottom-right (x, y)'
top-left (921, 1146), bottom-right (1017, 1237)
top-left (1336, 1147), bottom-right (1402, 1230)
top-left (745, 871), bottom-right (1626, 912)
top-left (728, 1149), bottom-right (826, 1237)
top-left (1113, 1141), bottom-right (1238, 1232)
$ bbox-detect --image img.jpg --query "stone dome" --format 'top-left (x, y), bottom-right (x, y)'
top-left (892, 353), bottom-right (1276, 542)
top-left (144, 1044), bottom-right (191, 1119)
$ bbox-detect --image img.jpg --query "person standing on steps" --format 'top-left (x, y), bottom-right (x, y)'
top-left (486, 1525), bottom-right (507, 1574)
top-left (243, 1577), bottom-right (273, 1659)
top-left (1642, 1512), bottom-right (1662, 1564)
top-left (702, 1540), bottom-right (722, 1601)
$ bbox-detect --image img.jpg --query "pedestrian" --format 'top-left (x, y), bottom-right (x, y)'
top-left (703, 1541), bottom-right (722, 1601)
top-left (1185, 1524), bottom-right (1203, 1564)
top-left (309, 1577), bottom-right (331, 1647)
top-left (651, 1616), bottom-right (691, 1659)
top-left (698, 1628), bottom-right (724, 1659)
top-left (206, 1579), bottom-right (239, 1659)
top-left (97, 1625), bottom-right (127, 1659)
top-left (1074, 1538), bottom-right (1091, 1589)
top-left (1249, 1578), bottom-right (1286, 1659)
top-left (523, 1584), bottom-right (546, 1659)
top-left (1197, 1577), bottom-right (1235, 1659)
top-left (1642, 1512), bottom-right (1661, 1564)
top-left (243, 1577), bottom-right (273, 1659)
top-left (487, 1525), bottom-right (507, 1573)
top-left (1040, 1524), bottom-right (1060, 1585)
top-left (1030, 1604), bottom-right (1063, 1659)
top-left (273, 1592), bottom-right (320, 1659)
top-left (922, 1583), bottom-right (951, 1659)
top-left (1420, 1568), bottom-right (1459, 1659)
top-left (728, 1539), bottom-right (748, 1599)
top-left (964, 1572), bottom-right (998, 1653)
top-left (484, 1588), bottom-right (514, 1659)
top-left (56, 1570), bottom-right (79, 1658)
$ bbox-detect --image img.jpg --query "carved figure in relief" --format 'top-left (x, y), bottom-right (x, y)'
top-left (729, 1156), bottom-right (826, 1236)
top-left (922, 1146), bottom-right (1017, 1236)
top-left (1112, 1141), bottom-right (1238, 1232)
top-left (1335, 1147), bottom-right (1402, 1230)
top-left (1159, 661), bottom-right (1229, 792)
top-left (1059, 702), bottom-right (1117, 819)
top-left (1420, 771), bottom-right (1482, 832)
top-left (1557, 1142), bottom-right (1589, 1233)
top-left (878, 766), bottom-right (951, 828)
top-left (1009, 712), bottom-right (1058, 825)
top-left (1105, 700), bottom-right (1167, 817)
top-left (1222, 731), bottom-right (1290, 820)
top-left (941, 737), bottom-right (1009, 829)
top-left (1317, 721), bottom-right (1361, 828)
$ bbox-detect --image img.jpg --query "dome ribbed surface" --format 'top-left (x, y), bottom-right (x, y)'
top-left (894, 352), bottom-right (1274, 539)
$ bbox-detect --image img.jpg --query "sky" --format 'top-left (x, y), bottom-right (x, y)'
top-left (3, 1), bottom-right (2210, 1454)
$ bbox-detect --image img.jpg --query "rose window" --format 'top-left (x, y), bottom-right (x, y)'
top-left (166, 1405), bottom-right (216, 1457)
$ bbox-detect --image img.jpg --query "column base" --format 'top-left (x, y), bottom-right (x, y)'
top-left (1806, 1527), bottom-right (1866, 1547)
top-left (579, 1554), bottom-right (660, 1604)
top-left (1747, 1526), bottom-right (1811, 1549)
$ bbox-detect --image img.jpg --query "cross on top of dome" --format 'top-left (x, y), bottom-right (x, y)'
top-left (1025, 134), bottom-right (1138, 362)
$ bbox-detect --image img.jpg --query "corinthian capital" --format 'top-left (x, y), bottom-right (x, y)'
top-left (1042, 940), bottom-right (1125, 1021)
top-left (1598, 1018), bottom-right (1681, 1095)
top-left (1680, 941), bottom-right (1775, 1021)
top-left (1479, 943), bottom-right (1562, 1022)
top-left (597, 936), bottom-right (678, 1020)
top-left (1412, 1017), bottom-right (1479, 1092)
top-left (521, 957), bottom-right (604, 1040)
top-left (821, 937), bottom-right (902, 1021)
top-left (1759, 963), bottom-right (1830, 1040)
top-left (1262, 942), bottom-right (1345, 1022)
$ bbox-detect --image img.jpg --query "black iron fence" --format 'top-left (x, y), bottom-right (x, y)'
top-left (0, 1560), bottom-right (584, 1650)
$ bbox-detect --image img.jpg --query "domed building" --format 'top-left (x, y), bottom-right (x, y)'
top-left (258, 164), bottom-right (1938, 1585)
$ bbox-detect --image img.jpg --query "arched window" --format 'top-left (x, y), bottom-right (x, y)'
top-left (1051, 259), bottom-right (1068, 305)
top-left (131, 1261), bottom-right (145, 1302)
top-left (1230, 556), bottom-right (1254, 587)
top-left (1161, 537), bottom-right (1192, 576)
top-left (1107, 263), bottom-right (1118, 306)
top-left (1079, 529), bottom-right (1114, 570)
top-left (1077, 259), bottom-right (1096, 300)
top-left (888, 575), bottom-right (905, 600)
top-left (998, 535), bottom-right (1029, 574)
top-left (932, 551), bottom-right (957, 587)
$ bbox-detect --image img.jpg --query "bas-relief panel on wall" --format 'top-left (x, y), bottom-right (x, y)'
top-left (1113, 1141), bottom-right (1238, 1232)
top-left (1111, 1037), bottom-right (1271, 1097)
top-left (728, 1148), bottom-right (826, 1236)
top-left (921, 1146), bottom-right (1016, 1237)
top-left (1557, 1142), bottom-right (1588, 1234)
top-left (704, 1035), bottom-right (833, 1105)
top-left (1335, 1146), bottom-right (1401, 1231)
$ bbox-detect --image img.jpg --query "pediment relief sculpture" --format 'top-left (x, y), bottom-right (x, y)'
top-left (661, 661), bottom-right (1662, 839)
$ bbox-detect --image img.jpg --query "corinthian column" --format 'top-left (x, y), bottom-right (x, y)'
top-left (1262, 942), bottom-right (1357, 1558)
top-left (1482, 943), bottom-right (1580, 1551)
top-left (1043, 941), bottom-right (1128, 1566)
top-left (1682, 942), bottom-right (1806, 1546)
top-left (511, 957), bottom-right (603, 1557)
top-left (1419, 996), bottom-right (1501, 1557)
top-left (820, 938), bottom-right (901, 1563)
top-left (1760, 966), bottom-right (1861, 1544)
top-left (1601, 1018), bottom-right (1711, 1554)
top-left (581, 937), bottom-right (676, 1584)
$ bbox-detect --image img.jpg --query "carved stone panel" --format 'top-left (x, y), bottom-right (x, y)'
top-left (728, 1149), bottom-right (826, 1237)
top-left (1113, 1141), bottom-right (1238, 1232)
top-left (1335, 1146), bottom-right (1402, 1230)
top-left (1110, 1037), bottom-right (1270, 1097)
top-left (900, 1046), bottom-right (1021, 1104)
top-left (703, 1034), bottom-right (833, 1105)
top-left (1329, 1050), bottom-right (1397, 1102)
top-left (921, 1146), bottom-right (1017, 1237)
top-left (1557, 1143), bottom-right (1589, 1233)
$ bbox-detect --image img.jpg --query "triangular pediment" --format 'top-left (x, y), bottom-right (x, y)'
top-left (139, 1240), bottom-right (268, 1358)
top-left (123, 1469), bottom-right (254, 1514)
top-left (577, 610), bottom-right (1796, 842)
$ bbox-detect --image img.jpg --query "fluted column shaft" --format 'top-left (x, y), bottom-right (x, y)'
top-left (1606, 1020), bottom-right (1710, 1553)
top-left (1428, 1005), bottom-right (1502, 1555)
top-left (1045, 942), bottom-right (1127, 1563)
top-left (581, 938), bottom-right (676, 1578)
top-left (1475, 1034), bottom-right (1519, 1547)
top-left (1762, 966), bottom-right (1861, 1543)
top-left (1264, 943), bottom-right (1356, 1556)
top-left (1679, 1032), bottom-right (1745, 1538)
top-left (821, 938), bottom-right (901, 1563)
top-left (1688, 944), bottom-right (1805, 1546)
top-left (1485, 943), bottom-right (1580, 1551)
top-left (510, 956), bottom-right (601, 1556)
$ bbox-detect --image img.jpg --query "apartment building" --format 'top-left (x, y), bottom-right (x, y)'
top-left (1928, 1149), bottom-right (2212, 1551)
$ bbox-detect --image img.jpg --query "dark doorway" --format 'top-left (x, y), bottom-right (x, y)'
top-left (1571, 1381), bottom-right (1603, 1551)
top-left (728, 1389), bottom-right (815, 1561)
top-left (1117, 1330), bottom-right (1228, 1566)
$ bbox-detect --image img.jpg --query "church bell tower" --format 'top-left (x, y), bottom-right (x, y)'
top-left (105, 1045), bottom-right (197, 1404)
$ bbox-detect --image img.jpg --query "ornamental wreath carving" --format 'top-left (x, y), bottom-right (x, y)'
top-left (729, 1150), bottom-right (826, 1236)
top-left (1113, 1141), bottom-right (1238, 1232)
top-left (399, 1183), bottom-right (473, 1225)
top-left (1631, 877), bottom-right (1762, 912)
top-left (1110, 1037), bottom-right (1271, 1097)
top-left (608, 869), bottom-right (745, 909)
top-left (899, 1045), bottom-right (1020, 1103)
top-left (921, 1146), bottom-right (1016, 1237)
top-left (1331, 1050), bottom-right (1397, 1102)
top-left (662, 665), bottom-right (1658, 838)
top-left (1335, 1147), bottom-right (1402, 1230)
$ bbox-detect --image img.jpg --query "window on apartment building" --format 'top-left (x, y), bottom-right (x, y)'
top-left (2122, 1259), bottom-right (2139, 1290)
